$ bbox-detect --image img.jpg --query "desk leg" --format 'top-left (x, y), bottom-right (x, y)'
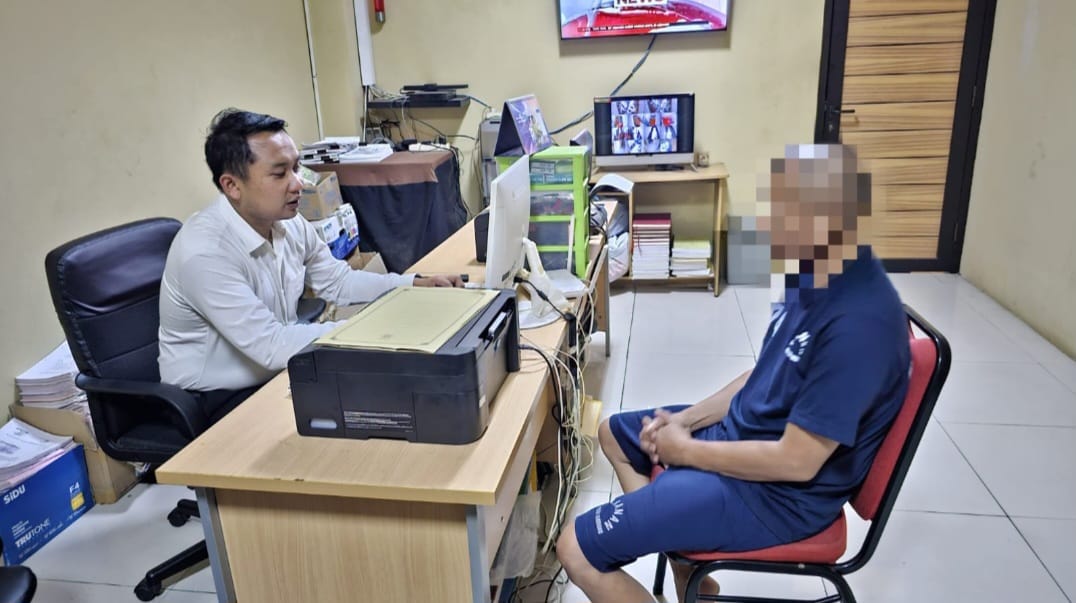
top-left (712, 178), bottom-right (726, 297)
top-left (467, 506), bottom-right (493, 603)
top-left (196, 488), bottom-right (236, 603)
top-left (595, 246), bottom-right (611, 357)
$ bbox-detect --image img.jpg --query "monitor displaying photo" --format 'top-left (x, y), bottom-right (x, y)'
top-left (593, 93), bottom-right (695, 168)
top-left (559, 0), bottom-right (730, 40)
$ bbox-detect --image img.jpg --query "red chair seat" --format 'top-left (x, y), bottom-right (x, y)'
top-left (678, 511), bottom-right (848, 565)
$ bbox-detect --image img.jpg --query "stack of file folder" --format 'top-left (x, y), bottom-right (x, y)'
top-left (671, 239), bottom-right (712, 278)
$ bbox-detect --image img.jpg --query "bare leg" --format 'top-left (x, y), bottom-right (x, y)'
top-left (557, 520), bottom-right (657, 603)
top-left (671, 561), bottom-right (720, 603)
top-left (598, 418), bottom-right (649, 494)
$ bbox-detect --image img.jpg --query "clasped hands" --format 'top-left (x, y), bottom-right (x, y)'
top-left (640, 409), bottom-right (694, 467)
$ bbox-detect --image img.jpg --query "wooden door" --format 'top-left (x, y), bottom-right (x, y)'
top-left (815, 0), bottom-right (996, 271)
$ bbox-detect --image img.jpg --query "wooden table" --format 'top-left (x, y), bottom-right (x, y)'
top-left (592, 163), bottom-right (729, 295)
top-left (156, 221), bottom-right (610, 603)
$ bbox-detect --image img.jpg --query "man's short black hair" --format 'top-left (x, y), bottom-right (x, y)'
top-left (204, 109), bottom-right (288, 191)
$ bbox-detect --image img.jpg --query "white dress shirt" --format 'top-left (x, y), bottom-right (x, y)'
top-left (158, 195), bottom-right (414, 391)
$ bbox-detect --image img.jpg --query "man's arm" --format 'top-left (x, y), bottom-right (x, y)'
top-left (177, 253), bottom-right (335, 372)
top-left (299, 220), bottom-right (414, 305)
top-left (666, 419), bottom-right (840, 482)
top-left (676, 369), bottom-right (752, 430)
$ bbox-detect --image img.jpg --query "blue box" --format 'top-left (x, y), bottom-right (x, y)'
top-left (0, 444), bottom-right (94, 565)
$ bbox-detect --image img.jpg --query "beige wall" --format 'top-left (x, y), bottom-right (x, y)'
top-left (0, 1), bottom-right (318, 411)
top-left (962, 0), bottom-right (1076, 356)
top-left (310, 0), bottom-right (825, 221)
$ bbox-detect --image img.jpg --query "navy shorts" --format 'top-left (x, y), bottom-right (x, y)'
top-left (574, 406), bottom-right (784, 573)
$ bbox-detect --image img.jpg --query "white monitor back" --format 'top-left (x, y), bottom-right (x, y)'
top-left (485, 156), bottom-right (531, 289)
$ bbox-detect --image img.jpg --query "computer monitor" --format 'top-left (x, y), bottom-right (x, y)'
top-left (593, 93), bottom-right (695, 168)
top-left (484, 156), bottom-right (531, 289)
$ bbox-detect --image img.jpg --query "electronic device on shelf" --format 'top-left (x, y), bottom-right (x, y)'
top-left (592, 92), bottom-right (696, 169)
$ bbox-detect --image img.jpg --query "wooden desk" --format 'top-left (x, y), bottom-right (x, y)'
top-left (156, 222), bottom-right (609, 603)
top-left (592, 163), bottom-right (729, 295)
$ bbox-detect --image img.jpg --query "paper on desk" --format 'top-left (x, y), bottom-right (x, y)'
top-left (591, 173), bottom-right (634, 194)
top-left (316, 287), bottom-right (498, 353)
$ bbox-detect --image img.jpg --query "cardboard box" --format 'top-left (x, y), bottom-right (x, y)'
top-left (335, 204), bottom-right (359, 240)
top-left (9, 405), bottom-right (137, 505)
top-left (346, 251), bottom-right (387, 274)
top-left (310, 214), bottom-right (343, 244)
top-left (299, 171), bottom-right (343, 221)
top-left (0, 444), bottom-right (94, 565)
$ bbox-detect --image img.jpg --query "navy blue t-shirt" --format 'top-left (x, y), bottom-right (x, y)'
top-left (717, 247), bottom-right (910, 541)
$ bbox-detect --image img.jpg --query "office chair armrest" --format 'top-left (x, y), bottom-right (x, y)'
top-left (74, 374), bottom-right (210, 437)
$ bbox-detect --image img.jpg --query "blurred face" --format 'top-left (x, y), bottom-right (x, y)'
top-left (757, 145), bottom-right (868, 288)
top-left (219, 131), bottom-right (303, 237)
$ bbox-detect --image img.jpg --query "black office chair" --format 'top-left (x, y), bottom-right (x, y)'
top-left (45, 218), bottom-right (208, 601)
top-left (0, 543), bottom-right (36, 603)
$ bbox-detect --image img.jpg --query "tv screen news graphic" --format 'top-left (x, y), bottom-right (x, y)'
top-left (593, 93), bottom-right (695, 168)
top-left (559, 0), bottom-right (729, 40)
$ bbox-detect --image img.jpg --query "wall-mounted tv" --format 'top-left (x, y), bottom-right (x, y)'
top-left (559, 0), bottom-right (729, 40)
top-left (593, 93), bottom-right (695, 168)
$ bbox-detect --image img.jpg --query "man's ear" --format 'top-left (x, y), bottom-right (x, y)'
top-left (219, 173), bottom-right (241, 201)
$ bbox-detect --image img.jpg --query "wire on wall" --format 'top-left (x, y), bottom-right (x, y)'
top-left (548, 34), bottom-right (659, 136)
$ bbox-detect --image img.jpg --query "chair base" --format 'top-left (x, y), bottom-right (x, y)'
top-left (654, 553), bottom-right (856, 603)
top-left (168, 498), bottom-right (200, 527)
top-left (134, 540), bottom-right (208, 601)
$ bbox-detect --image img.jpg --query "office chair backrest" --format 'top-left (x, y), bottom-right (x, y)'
top-left (45, 218), bottom-right (181, 382)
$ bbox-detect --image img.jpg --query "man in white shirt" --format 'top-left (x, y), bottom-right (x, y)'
top-left (159, 109), bottom-right (459, 413)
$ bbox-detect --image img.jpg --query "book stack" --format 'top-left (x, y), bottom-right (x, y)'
top-left (16, 342), bottom-right (87, 412)
top-left (299, 141), bottom-right (359, 165)
top-left (631, 213), bottom-right (672, 279)
top-left (671, 239), bottom-right (712, 278)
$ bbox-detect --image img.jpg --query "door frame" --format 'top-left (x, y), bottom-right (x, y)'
top-left (813, 0), bottom-right (998, 273)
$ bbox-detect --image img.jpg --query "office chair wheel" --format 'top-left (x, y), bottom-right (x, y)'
top-left (134, 577), bottom-right (164, 601)
top-left (167, 508), bottom-right (192, 527)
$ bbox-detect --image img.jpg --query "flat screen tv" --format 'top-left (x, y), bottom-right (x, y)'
top-left (593, 93), bottom-right (695, 169)
top-left (559, 0), bottom-right (729, 40)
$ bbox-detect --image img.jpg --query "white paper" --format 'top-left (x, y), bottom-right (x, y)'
top-left (16, 342), bottom-right (77, 384)
top-left (0, 418), bottom-right (73, 475)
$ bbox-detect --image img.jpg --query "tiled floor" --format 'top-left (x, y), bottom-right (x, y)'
top-left (22, 274), bottom-right (1076, 602)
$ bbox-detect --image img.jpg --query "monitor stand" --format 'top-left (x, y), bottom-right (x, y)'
top-left (517, 239), bottom-right (571, 330)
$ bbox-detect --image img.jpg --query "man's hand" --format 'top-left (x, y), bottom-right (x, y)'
top-left (640, 409), bottom-right (692, 466)
top-left (414, 274), bottom-right (464, 288)
top-left (649, 409), bottom-right (694, 466)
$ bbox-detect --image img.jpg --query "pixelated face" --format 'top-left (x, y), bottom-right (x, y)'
top-left (756, 144), bottom-right (871, 285)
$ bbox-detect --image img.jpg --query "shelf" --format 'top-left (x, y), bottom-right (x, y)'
top-left (368, 95), bottom-right (471, 109)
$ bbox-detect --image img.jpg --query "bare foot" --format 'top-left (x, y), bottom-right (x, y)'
top-left (671, 561), bottom-right (720, 602)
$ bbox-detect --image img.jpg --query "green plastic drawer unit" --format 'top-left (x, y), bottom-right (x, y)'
top-left (496, 146), bottom-right (591, 276)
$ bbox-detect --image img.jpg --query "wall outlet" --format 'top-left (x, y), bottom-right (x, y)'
top-left (696, 151), bottom-right (710, 167)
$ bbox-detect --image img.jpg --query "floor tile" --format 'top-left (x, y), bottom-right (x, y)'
top-left (32, 580), bottom-right (148, 603)
top-left (936, 361), bottom-right (1076, 426)
top-left (630, 290), bottom-right (753, 357)
top-left (621, 352), bottom-right (755, 410)
top-left (161, 588), bottom-right (220, 602)
top-left (943, 423), bottom-right (1076, 519)
top-left (1013, 517), bottom-right (1076, 600)
top-left (893, 420), bottom-right (1003, 515)
top-left (26, 484), bottom-right (206, 587)
top-left (843, 510), bottom-right (1067, 602)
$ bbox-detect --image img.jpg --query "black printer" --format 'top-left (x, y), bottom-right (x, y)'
top-left (288, 289), bottom-right (520, 444)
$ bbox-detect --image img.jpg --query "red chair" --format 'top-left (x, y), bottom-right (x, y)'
top-left (651, 305), bottom-right (951, 603)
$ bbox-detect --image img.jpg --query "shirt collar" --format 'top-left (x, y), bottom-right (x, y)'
top-left (783, 245), bottom-right (874, 309)
top-left (215, 195), bottom-right (272, 255)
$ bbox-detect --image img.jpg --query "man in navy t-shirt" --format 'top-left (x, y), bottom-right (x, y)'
top-left (556, 144), bottom-right (911, 603)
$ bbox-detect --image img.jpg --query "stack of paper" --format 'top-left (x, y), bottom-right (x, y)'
top-left (671, 239), bottom-right (712, 278)
top-left (632, 213), bottom-right (672, 279)
top-left (16, 342), bottom-right (88, 411)
top-left (0, 418), bottom-right (75, 490)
